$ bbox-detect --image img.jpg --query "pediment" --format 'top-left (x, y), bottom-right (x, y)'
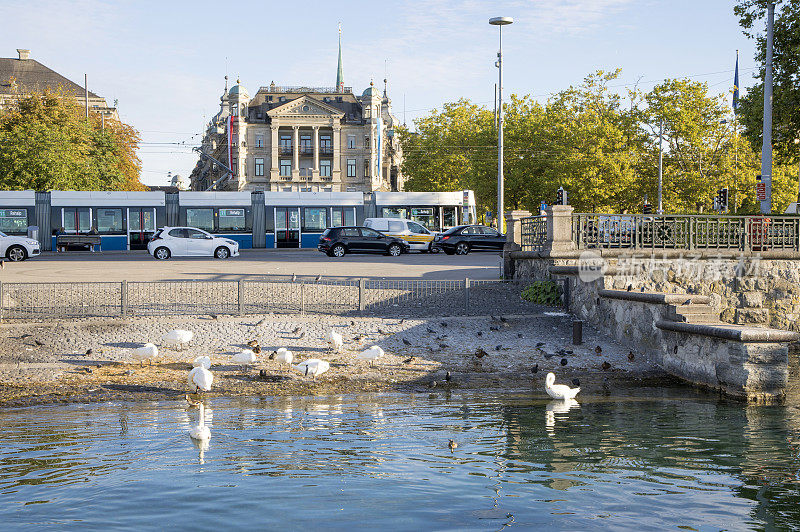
top-left (267, 96), bottom-right (345, 119)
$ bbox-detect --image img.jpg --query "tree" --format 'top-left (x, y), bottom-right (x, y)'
top-left (0, 90), bottom-right (144, 191)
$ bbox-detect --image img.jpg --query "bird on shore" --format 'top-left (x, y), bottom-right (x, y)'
top-left (192, 355), bottom-right (211, 370)
top-left (628, 351), bottom-right (635, 362)
top-left (291, 326), bottom-right (302, 335)
top-left (571, 378), bottom-right (581, 387)
top-left (188, 365), bottom-right (213, 393)
top-left (601, 361), bottom-right (611, 371)
top-left (427, 327), bottom-right (436, 334)
top-left (315, 274), bottom-right (322, 283)
top-left (186, 395), bottom-right (211, 441)
top-left (247, 339), bottom-right (260, 348)
top-left (268, 350), bottom-right (277, 360)
top-left (627, 285), bottom-right (633, 292)
top-left (475, 348), bottom-right (488, 359)
top-left (232, 349), bottom-right (257, 371)
top-left (440, 322), bottom-right (448, 327)
top-left (357, 345), bottom-right (385, 366)
top-left (560, 358), bottom-right (568, 366)
top-left (445, 371), bottom-right (452, 382)
top-left (682, 299), bottom-right (692, 306)
top-left (298, 331), bottom-right (306, 340)
top-left (132, 343), bottom-right (158, 366)
top-left (327, 329), bottom-right (343, 352)
top-left (545, 372), bottom-right (580, 400)
top-left (489, 325), bottom-right (500, 332)
top-left (163, 329), bottom-right (194, 350)
top-left (275, 348), bottom-right (294, 365)
top-left (402, 338), bottom-right (412, 346)
top-left (594, 345), bottom-right (602, 355)
top-left (448, 439), bottom-right (458, 452)
top-left (291, 273), bottom-right (297, 283)
top-left (294, 359), bottom-right (330, 380)
top-left (403, 356), bottom-right (415, 364)
top-left (34, 339), bottom-right (44, 346)
top-left (536, 342), bottom-right (545, 348)
top-left (495, 345), bottom-right (502, 351)
top-left (531, 364), bottom-right (539, 374)
top-left (85, 348), bottom-right (93, 355)
top-left (252, 345), bottom-right (262, 355)
top-left (476, 331), bottom-right (483, 337)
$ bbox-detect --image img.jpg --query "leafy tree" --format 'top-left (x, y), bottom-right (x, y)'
top-left (0, 89), bottom-right (144, 191)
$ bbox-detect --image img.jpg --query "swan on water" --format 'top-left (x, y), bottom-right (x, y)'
top-left (232, 349), bottom-right (257, 370)
top-left (188, 365), bottom-right (213, 393)
top-left (192, 355), bottom-right (211, 369)
top-left (545, 372), bottom-right (580, 400)
top-left (357, 345), bottom-right (384, 366)
top-left (132, 343), bottom-right (158, 366)
top-left (186, 395), bottom-right (211, 441)
top-left (162, 329), bottom-right (194, 350)
top-left (293, 359), bottom-right (330, 380)
top-left (275, 348), bottom-right (294, 365)
top-left (327, 329), bottom-right (343, 352)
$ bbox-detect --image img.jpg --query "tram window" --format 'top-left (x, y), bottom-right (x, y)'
top-left (186, 208), bottom-right (214, 231)
top-left (97, 209), bottom-right (123, 233)
top-left (442, 207), bottom-right (457, 228)
top-left (218, 208), bottom-right (246, 231)
top-left (0, 209), bottom-right (27, 233)
top-left (331, 208), bottom-right (355, 227)
top-left (63, 208), bottom-right (91, 233)
top-left (381, 207), bottom-right (407, 219)
top-left (303, 208), bottom-right (327, 232)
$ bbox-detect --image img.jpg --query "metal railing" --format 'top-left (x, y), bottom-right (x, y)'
top-left (260, 86), bottom-right (353, 94)
top-left (521, 215), bottom-right (547, 251)
top-left (571, 213), bottom-right (800, 252)
top-left (0, 277), bottom-right (553, 321)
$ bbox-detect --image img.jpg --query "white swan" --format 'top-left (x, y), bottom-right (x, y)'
top-left (132, 343), bottom-right (158, 366)
top-left (192, 355), bottom-right (211, 369)
top-left (294, 359), bottom-right (330, 380)
top-left (327, 329), bottom-right (343, 352)
top-left (186, 395), bottom-right (211, 441)
top-left (357, 345), bottom-right (384, 366)
top-left (188, 366), bottom-right (213, 393)
top-left (232, 349), bottom-right (257, 369)
top-left (162, 329), bottom-right (194, 350)
top-left (545, 372), bottom-right (580, 400)
top-left (275, 348), bottom-right (294, 365)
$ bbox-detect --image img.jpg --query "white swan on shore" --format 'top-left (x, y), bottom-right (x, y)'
top-left (545, 372), bottom-right (580, 400)
top-left (327, 329), bottom-right (343, 352)
top-left (294, 359), bottom-right (330, 380)
top-left (275, 348), bottom-right (294, 365)
top-left (186, 395), bottom-right (211, 441)
top-left (192, 355), bottom-right (211, 369)
top-left (357, 345), bottom-right (384, 366)
top-left (232, 349), bottom-right (256, 370)
top-left (132, 343), bottom-right (158, 366)
top-left (188, 366), bottom-right (213, 393)
top-left (163, 329), bottom-right (193, 350)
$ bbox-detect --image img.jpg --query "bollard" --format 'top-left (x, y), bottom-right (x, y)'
top-left (300, 281), bottom-right (305, 315)
top-left (237, 280), bottom-right (244, 315)
top-left (120, 280), bottom-right (128, 317)
top-left (464, 277), bottom-right (470, 312)
top-left (358, 278), bottom-right (365, 313)
top-left (572, 320), bottom-right (583, 345)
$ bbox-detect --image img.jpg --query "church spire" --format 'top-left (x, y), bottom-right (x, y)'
top-left (336, 23), bottom-right (344, 92)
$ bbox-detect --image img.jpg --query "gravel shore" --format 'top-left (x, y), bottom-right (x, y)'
top-left (0, 312), bottom-right (668, 407)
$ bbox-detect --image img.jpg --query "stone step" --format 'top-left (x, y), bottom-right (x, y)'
top-left (669, 303), bottom-right (715, 314)
top-left (667, 312), bottom-right (722, 324)
top-left (666, 304), bottom-right (719, 324)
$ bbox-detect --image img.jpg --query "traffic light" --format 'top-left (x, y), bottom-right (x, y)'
top-left (716, 188), bottom-right (729, 212)
top-left (643, 202), bottom-right (652, 215)
top-left (556, 187), bottom-right (568, 205)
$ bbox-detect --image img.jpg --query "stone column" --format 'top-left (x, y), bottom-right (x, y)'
top-left (270, 125), bottom-right (279, 180)
top-left (543, 205), bottom-right (576, 254)
top-left (504, 210), bottom-right (531, 279)
top-left (332, 125), bottom-right (341, 177)
top-left (292, 126), bottom-right (299, 178)
top-left (312, 125), bottom-right (320, 179)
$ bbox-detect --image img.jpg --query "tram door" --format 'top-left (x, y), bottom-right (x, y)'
top-left (128, 208), bottom-right (156, 250)
top-left (275, 207), bottom-right (300, 248)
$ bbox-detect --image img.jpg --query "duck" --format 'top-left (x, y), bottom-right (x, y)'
top-left (275, 348), bottom-right (294, 365)
top-left (192, 355), bottom-right (211, 369)
top-left (163, 329), bottom-right (194, 350)
top-left (232, 349), bottom-right (257, 370)
top-left (357, 345), bottom-right (384, 366)
top-left (132, 343), bottom-right (158, 366)
top-left (293, 359), bottom-right (330, 380)
top-left (545, 372), bottom-right (580, 400)
top-left (327, 329), bottom-right (343, 352)
top-left (186, 395), bottom-right (211, 441)
top-left (188, 365), bottom-right (213, 393)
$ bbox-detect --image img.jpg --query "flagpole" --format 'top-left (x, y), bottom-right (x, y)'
top-left (733, 49), bottom-right (740, 214)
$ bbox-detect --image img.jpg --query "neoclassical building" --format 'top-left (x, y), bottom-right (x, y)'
top-left (190, 56), bottom-right (404, 193)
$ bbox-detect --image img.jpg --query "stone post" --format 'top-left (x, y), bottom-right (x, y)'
top-left (543, 205), bottom-right (576, 254)
top-left (270, 125), bottom-right (279, 181)
top-left (292, 126), bottom-right (300, 179)
top-left (503, 210), bottom-right (531, 278)
top-left (312, 125), bottom-right (320, 179)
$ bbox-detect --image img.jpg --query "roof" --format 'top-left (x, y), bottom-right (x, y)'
top-left (0, 57), bottom-right (99, 98)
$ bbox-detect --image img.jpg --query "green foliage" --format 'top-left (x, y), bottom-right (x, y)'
top-left (0, 90), bottom-right (144, 191)
top-left (521, 281), bottom-right (563, 306)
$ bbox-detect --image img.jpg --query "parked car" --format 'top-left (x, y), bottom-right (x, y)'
top-left (363, 217), bottom-right (438, 252)
top-left (147, 227), bottom-right (240, 260)
top-left (0, 231), bottom-right (40, 261)
top-left (317, 226), bottom-right (411, 257)
top-left (433, 225), bottom-right (506, 255)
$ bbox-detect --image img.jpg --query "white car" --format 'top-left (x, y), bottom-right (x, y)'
top-left (0, 231), bottom-right (41, 261)
top-left (147, 226), bottom-right (240, 260)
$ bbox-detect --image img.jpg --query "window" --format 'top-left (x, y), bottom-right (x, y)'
top-left (320, 135), bottom-right (332, 152)
top-left (481, 227), bottom-right (500, 237)
top-left (186, 208), bottom-right (214, 231)
top-left (300, 187), bottom-right (312, 192)
top-left (282, 186), bottom-right (293, 192)
top-left (280, 159), bottom-right (292, 176)
top-left (381, 207), bottom-right (407, 219)
top-left (185, 228), bottom-right (209, 239)
top-left (442, 207), bottom-right (457, 228)
top-left (254, 158), bottom-right (265, 176)
top-left (388, 221), bottom-right (404, 233)
top-left (168, 228), bottom-right (185, 238)
top-left (97, 209), bottom-right (123, 233)
top-left (461, 226), bottom-right (477, 235)
top-left (219, 208), bottom-right (246, 231)
top-left (407, 221), bottom-right (429, 234)
top-left (0, 209), bottom-right (27, 233)
top-left (280, 134), bottom-right (292, 154)
top-left (410, 207), bottom-right (435, 230)
top-left (346, 159), bottom-right (356, 177)
top-left (361, 228), bottom-right (383, 238)
top-left (331, 208), bottom-right (355, 227)
top-left (347, 135), bottom-right (356, 149)
top-left (255, 134), bottom-right (264, 148)
top-left (341, 228), bottom-right (360, 237)
top-left (63, 208), bottom-right (91, 233)
top-left (303, 207), bottom-right (327, 232)
top-left (320, 160), bottom-right (331, 177)
top-left (364, 159), bottom-right (370, 177)
top-left (300, 135), bottom-right (312, 154)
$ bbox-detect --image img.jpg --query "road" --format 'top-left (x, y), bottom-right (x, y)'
top-left (2, 249), bottom-right (505, 282)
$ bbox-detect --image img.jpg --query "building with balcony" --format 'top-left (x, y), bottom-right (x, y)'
top-left (190, 39), bottom-right (403, 193)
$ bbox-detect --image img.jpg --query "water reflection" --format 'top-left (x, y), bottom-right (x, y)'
top-left (0, 392), bottom-right (798, 529)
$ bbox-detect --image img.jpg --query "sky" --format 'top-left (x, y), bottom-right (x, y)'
top-left (0, 0), bottom-right (761, 187)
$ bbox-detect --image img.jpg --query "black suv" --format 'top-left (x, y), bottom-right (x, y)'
top-left (433, 225), bottom-right (506, 255)
top-left (318, 226), bottom-right (411, 257)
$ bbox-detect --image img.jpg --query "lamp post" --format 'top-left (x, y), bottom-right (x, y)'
top-left (760, 1), bottom-right (775, 214)
top-left (489, 16), bottom-right (513, 232)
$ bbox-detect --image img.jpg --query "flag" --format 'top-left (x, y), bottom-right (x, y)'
top-left (733, 50), bottom-right (740, 114)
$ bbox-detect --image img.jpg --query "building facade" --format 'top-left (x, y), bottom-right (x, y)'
top-left (190, 43), bottom-right (404, 193)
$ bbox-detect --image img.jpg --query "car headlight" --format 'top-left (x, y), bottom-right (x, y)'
top-left (26, 240), bottom-right (39, 246)
top-left (224, 240), bottom-right (237, 246)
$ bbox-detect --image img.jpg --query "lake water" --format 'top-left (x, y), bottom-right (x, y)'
top-left (1, 389), bottom-right (799, 531)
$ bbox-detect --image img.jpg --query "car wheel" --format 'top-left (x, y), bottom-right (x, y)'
top-left (6, 245), bottom-right (27, 262)
top-left (331, 244), bottom-right (346, 258)
top-left (154, 247), bottom-right (171, 260)
top-left (214, 246), bottom-right (230, 259)
top-left (455, 242), bottom-right (470, 255)
top-left (388, 243), bottom-right (402, 257)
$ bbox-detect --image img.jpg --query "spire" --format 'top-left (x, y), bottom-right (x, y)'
top-left (336, 23), bottom-right (344, 92)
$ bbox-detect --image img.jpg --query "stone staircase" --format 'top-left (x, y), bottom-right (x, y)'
top-left (665, 300), bottom-right (720, 324)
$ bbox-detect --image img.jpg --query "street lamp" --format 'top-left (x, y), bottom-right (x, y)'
top-left (489, 16), bottom-right (513, 232)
